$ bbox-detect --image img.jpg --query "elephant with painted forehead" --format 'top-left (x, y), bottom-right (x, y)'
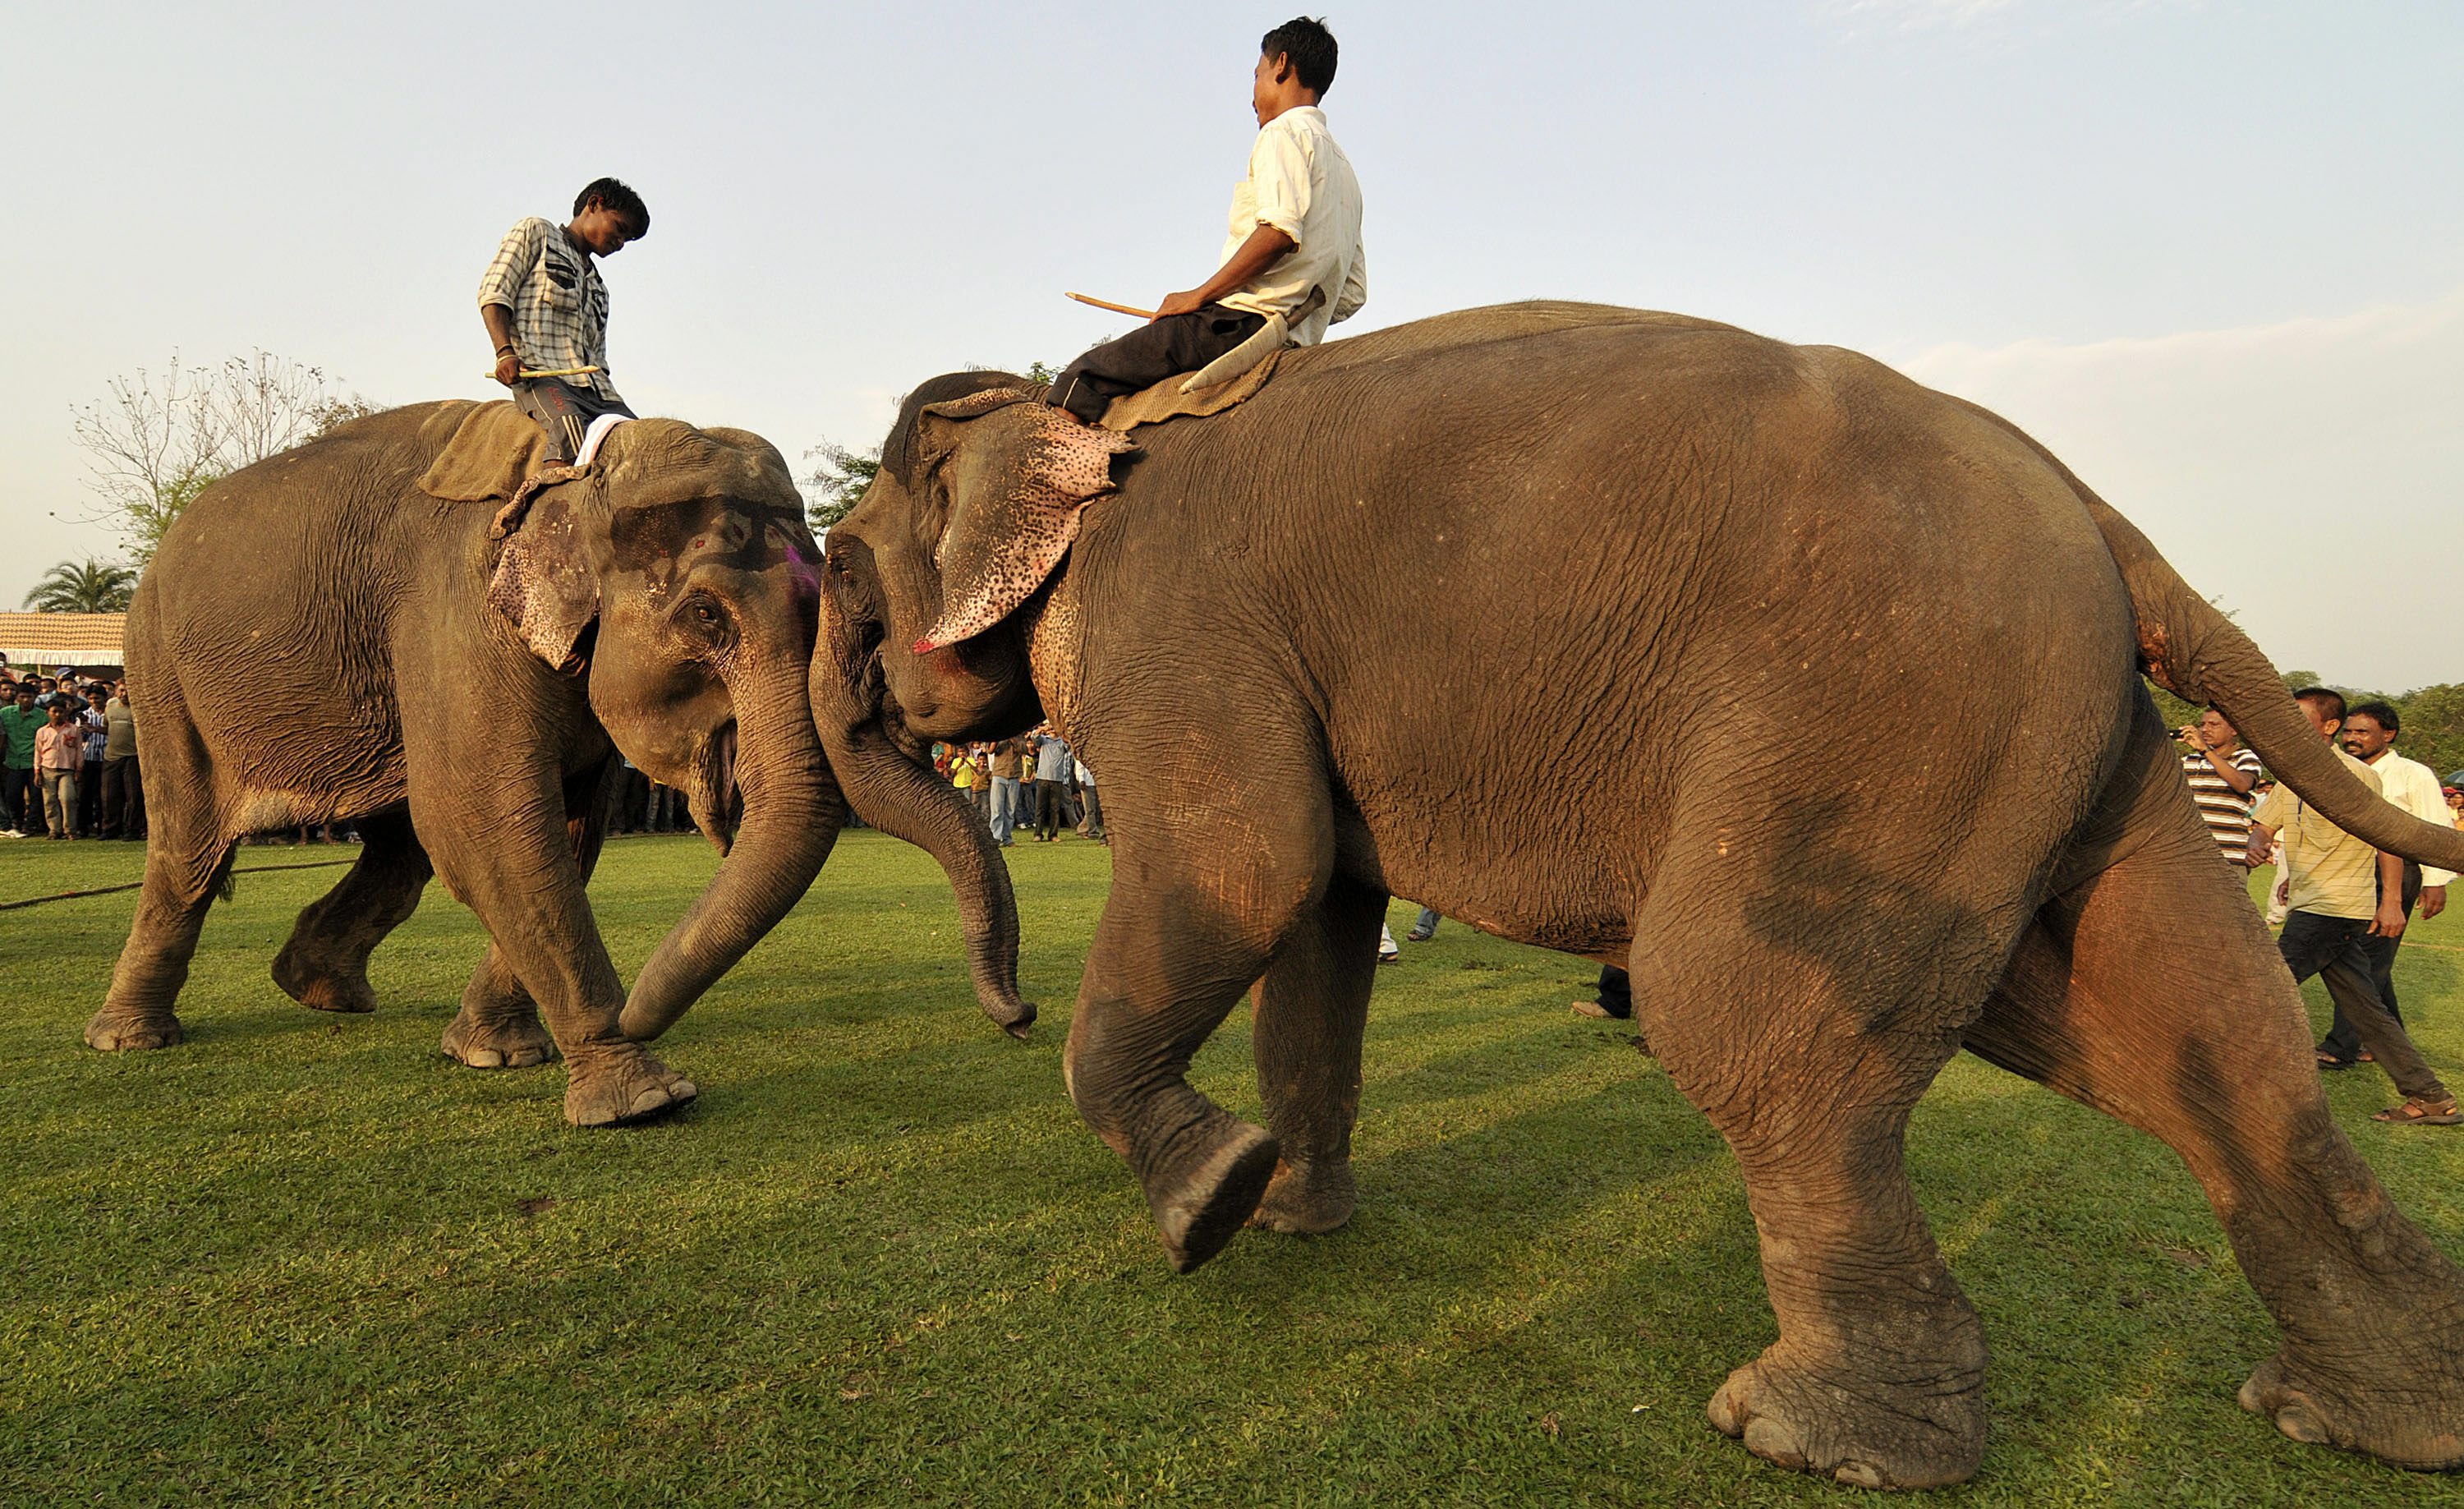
top-left (89, 398), bottom-right (1026, 1126)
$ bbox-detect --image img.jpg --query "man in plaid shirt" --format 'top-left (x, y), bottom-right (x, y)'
top-left (477, 177), bottom-right (650, 462)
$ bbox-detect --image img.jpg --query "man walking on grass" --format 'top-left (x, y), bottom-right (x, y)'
top-left (2249, 687), bottom-right (2454, 1125)
top-left (2318, 699), bottom-right (2455, 1067)
top-left (1045, 17), bottom-right (1367, 423)
top-left (479, 177), bottom-right (649, 463)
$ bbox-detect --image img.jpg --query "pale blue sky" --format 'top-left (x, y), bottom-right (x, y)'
top-left (4, 1), bottom-right (2457, 686)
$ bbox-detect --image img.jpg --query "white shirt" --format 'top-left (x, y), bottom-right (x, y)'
top-left (1216, 105), bottom-right (1366, 346)
top-left (2364, 748), bottom-right (2457, 889)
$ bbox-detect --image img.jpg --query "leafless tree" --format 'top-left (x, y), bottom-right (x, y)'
top-left (72, 350), bottom-right (382, 566)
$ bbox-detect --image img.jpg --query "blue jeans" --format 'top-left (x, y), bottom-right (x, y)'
top-left (990, 776), bottom-right (1023, 844)
top-left (1411, 906), bottom-right (1440, 937)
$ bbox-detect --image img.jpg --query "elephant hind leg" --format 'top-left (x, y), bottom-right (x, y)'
top-left (89, 706), bottom-right (236, 1051)
top-left (1630, 821), bottom-right (2029, 1488)
top-left (1248, 875), bottom-right (1386, 1237)
top-left (1966, 772), bottom-right (2464, 1470)
top-left (272, 807), bottom-right (431, 1014)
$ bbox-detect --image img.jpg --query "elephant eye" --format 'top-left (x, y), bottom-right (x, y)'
top-left (676, 592), bottom-right (734, 648)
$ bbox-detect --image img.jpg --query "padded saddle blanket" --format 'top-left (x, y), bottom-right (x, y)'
top-left (1097, 347), bottom-right (1287, 435)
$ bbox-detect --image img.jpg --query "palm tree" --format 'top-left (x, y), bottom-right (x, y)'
top-left (21, 558), bottom-right (139, 614)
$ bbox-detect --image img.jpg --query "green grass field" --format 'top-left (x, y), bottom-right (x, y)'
top-left (5, 830), bottom-right (2464, 1506)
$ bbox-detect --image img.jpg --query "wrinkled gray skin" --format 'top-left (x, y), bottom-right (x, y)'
top-left (86, 399), bottom-right (1027, 1127)
top-left (816, 305), bottom-right (2464, 1488)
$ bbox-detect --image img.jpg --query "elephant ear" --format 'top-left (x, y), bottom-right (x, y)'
top-left (417, 401), bottom-right (553, 504)
top-left (911, 394), bottom-right (1137, 653)
top-left (485, 487), bottom-right (603, 674)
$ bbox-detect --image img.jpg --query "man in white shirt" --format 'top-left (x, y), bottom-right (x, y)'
top-left (2319, 699), bottom-right (2454, 1066)
top-left (1046, 17), bottom-right (1367, 424)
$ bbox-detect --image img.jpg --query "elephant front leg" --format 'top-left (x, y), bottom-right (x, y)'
top-left (1247, 877), bottom-right (1384, 1238)
top-left (439, 943), bottom-right (559, 1069)
top-left (418, 763), bottom-right (692, 1127)
top-left (1065, 812), bottom-right (1334, 1272)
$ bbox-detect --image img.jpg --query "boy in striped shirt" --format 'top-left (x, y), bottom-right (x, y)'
top-left (2178, 709), bottom-right (2263, 864)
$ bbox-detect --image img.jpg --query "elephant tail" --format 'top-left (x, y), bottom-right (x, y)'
top-left (1976, 406), bottom-right (2464, 873)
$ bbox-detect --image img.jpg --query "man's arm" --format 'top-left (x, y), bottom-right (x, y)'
top-left (2245, 819), bottom-right (2276, 869)
top-left (2371, 849), bottom-right (2410, 938)
top-left (482, 304), bottom-right (521, 387)
top-left (476, 219), bottom-right (542, 387)
top-left (1156, 225), bottom-right (1295, 320)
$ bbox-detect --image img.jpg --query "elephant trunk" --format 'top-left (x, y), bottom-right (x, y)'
top-left (811, 628), bottom-right (1032, 1037)
top-left (620, 651), bottom-right (844, 1042)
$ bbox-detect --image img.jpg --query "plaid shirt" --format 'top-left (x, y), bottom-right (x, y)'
top-left (476, 217), bottom-right (620, 401)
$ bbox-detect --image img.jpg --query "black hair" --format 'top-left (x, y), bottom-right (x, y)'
top-left (2292, 686), bottom-right (2347, 725)
top-left (1261, 16), bottom-right (1339, 94)
top-left (2346, 699), bottom-right (2401, 735)
top-left (574, 177), bottom-right (650, 237)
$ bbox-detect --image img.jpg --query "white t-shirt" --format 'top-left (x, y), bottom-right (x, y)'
top-left (1216, 106), bottom-right (1367, 346)
top-left (2364, 749), bottom-right (2457, 889)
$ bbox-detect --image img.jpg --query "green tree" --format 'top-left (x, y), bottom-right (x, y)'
top-left (22, 558), bottom-right (139, 613)
top-left (802, 364), bottom-right (1060, 534)
top-left (2393, 683), bottom-right (2464, 785)
top-left (802, 443), bottom-right (880, 533)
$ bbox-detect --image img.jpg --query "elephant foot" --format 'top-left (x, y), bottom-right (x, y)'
top-left (1148, 1118), bottom-right (1280, 1274)
top-left (1708, 1347), bottom-right (1987, 1491)
top-left (564, 1045), bottom-right (697, 1128)
top-left (1250, 1154), bottom-right (1355, 1236)
top-left (440, 1012), bottom-right (560, 1070)
top-left (2240, 1347), bottom-right (2464, 1470)
top-left (271, 943), bottom-right (376, 1014)
top-left (84, 1008), bottom-right (184, 1052)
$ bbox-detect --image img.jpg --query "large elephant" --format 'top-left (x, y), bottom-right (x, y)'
top-left (87, 399), bottom-right (1026, 1126)
top-left (812, 304), bottom-right (2464, 1488)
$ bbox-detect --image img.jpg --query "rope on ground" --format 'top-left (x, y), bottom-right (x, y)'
top-left (0, 858), bottom-right (357, 913)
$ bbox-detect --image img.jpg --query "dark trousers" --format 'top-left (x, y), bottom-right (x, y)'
top-left (78, 760), bottom-right (103, 834)
top-left (1, 766), bottom-right (34, 832)
top-left (2323, 862), bottom-right (2420, 1062)
top-left (1080, 784), bottom-right (1105, 837)
top-left (514, 377), bottom-right (634, 463)
top-left (1044, 305), bottom-right (1268, 423)
top-left (101, 755), bottom-right (141, 838)
top-left (1035, 780), bottom-right (1064, 840)
top-left (2279, 909), bottom-right (2444, 1100)
top-left (1595, 964), bottom-right (1633, 1019)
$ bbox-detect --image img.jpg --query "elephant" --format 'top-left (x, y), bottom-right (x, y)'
top-left (86, 398), bottom-right (1027, 1127)
top-left (810, 302), bottom-right (2464, 1488)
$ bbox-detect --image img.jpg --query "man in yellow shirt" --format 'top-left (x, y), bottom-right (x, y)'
top-left (2250, 687), bottom-right (2454, 1124)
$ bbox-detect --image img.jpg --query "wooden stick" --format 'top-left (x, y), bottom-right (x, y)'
top-left (1065, 292), bottom-right (1156, 320)
top-left (481, 364), bottom-right (605, 380)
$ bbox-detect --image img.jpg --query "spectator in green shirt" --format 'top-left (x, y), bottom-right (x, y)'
top-left (1, 684), bottom-right (43, 836)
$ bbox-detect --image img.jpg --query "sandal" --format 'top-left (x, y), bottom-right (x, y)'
top-left (2372, 1097), bottom-right (2464, 1126)
top-left (2316, 1049), bottom-right (2357, 1070)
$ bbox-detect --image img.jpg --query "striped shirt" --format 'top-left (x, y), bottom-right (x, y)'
top-left (2183, 747), bottom-right (2264, 861)
top-left (476, 218), bottom-right (621, 401)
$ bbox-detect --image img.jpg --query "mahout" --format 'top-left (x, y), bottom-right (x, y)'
top-left (90, 399), bottom-right (1025, 1125)
top-left (811, 303), bottom-right (2464, 1487)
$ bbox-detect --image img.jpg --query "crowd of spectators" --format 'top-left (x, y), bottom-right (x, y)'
top-left (934, 725), bottom-right (1107, 848)
top-left (0, 664), bottom-right (143, 841)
